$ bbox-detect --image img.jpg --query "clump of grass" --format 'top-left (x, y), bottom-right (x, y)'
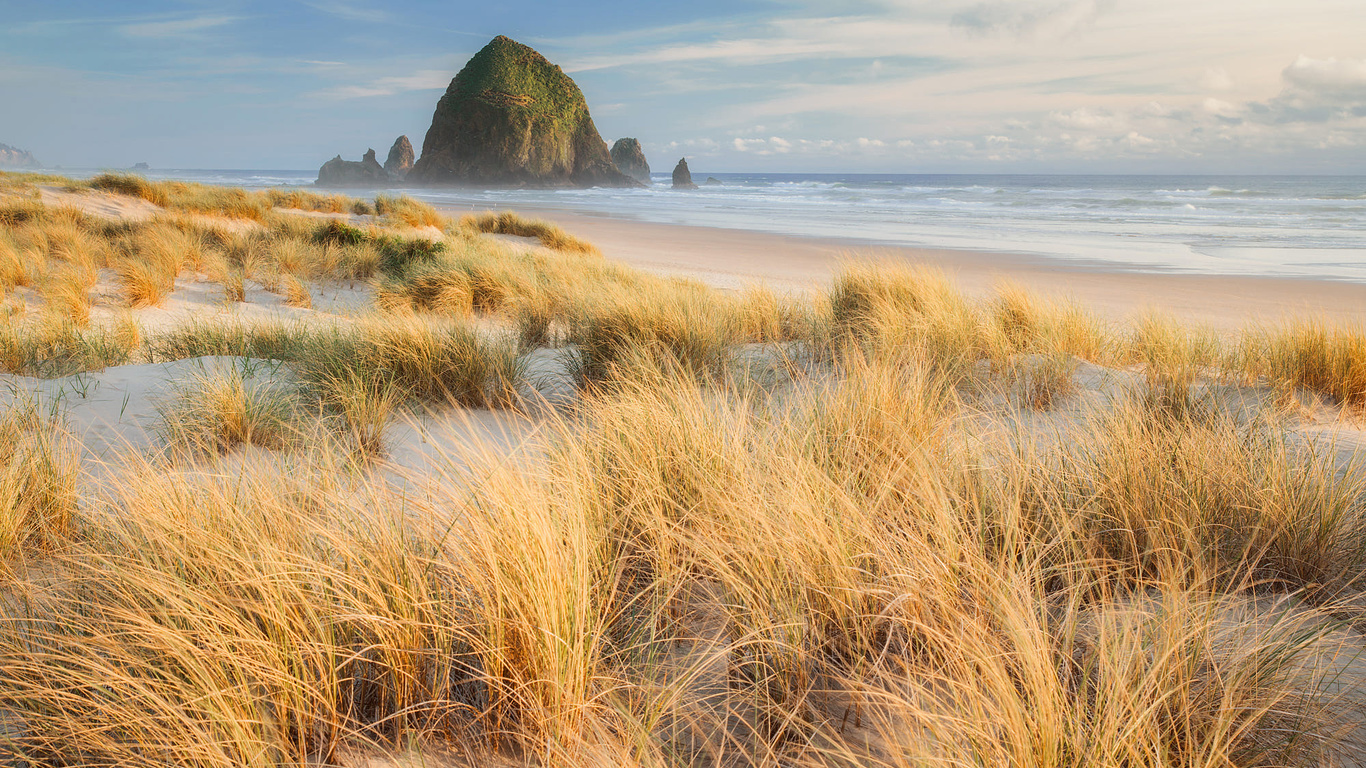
top-left (33, 210), bottom-right (110, 273)
top-left (1129, 311), bottom-right (1220, 419)
top-left (0, 233), bottom-right (37, 291)
top-left (112, 220), bottom-right (208, 306)
top-left (221, 269), bottom-right (246, 302)
top-left (566, 281), bottom-right (737, 387)
top-left (375, 194), bottom-right (444, 228)
top-left (87, 173), bottom-right (169, 206)
top-left (994, 281), bottom-right (1109, 361)
top-left (735, 284), bottom-right (808, 343)
top-left (263, 187), bottom-right (368, 215)
top-left (374, 265), bottom-right (472, 316)
top-left (317, 368), bottom-right (403, 459)
top-left (148, 316), bottom-right (523, 409)
top-left (312, 219), bottom-right (371, 247)
top-left (1239, 319), bottom-right (1366, 409)
top-left (0, 400), bottom-right (77, 568)
top-left (1010, 347), bottom-right (1079, 410)
top-left (280, 274), bottom-right (312, 309)
top-left (298, 316), bottom-right (522, 408)
top-left (0, 319), bottom-right (136, 377)
top-left (461, 211), bottom-right (600, 255)
top-left (0, 197), bottom-right (46, 227)
top-left (115, 259), bottom-right (173, 308)
top-left (826, 262), bottom-right (990, 385)
top-left (1017, 400), bottom-right (1366, 593)
top-left (39, 269), bottom-right (93, 326)
top-left (156, 363), bottom-right (301, 457)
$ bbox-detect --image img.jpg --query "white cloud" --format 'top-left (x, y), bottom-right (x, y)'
top-left (1282, 55), bottom-right (1366, 95)
top-left (1049, 107), bottom-right (1121, 130)
top-left (1202, 97), bottom-right (1238, 116)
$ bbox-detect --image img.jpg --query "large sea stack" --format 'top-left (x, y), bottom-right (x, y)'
top-left (317, 149), bottom-right (389, 187)
top-left (0, 143), bottom-right (40, 170)
top-left (384, 136), bottom-right (414, 179)
top-left (407, 36), bottom-right (637, 188)
top-left (610, 138), bottom-right (651, 184)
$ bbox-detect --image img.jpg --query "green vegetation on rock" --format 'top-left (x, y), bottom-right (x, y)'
top-left (408, 36), bottom-right (637, 188)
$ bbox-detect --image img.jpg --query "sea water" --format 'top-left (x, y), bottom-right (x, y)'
top-left (63, 169), bottom-right (1366, 283)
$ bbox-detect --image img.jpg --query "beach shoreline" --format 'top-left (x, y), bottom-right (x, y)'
top-left (433, 201), bottom-right (1366, 331)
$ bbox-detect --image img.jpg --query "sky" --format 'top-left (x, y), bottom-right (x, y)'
top-left (1, 0), bottom-right (1364, 174)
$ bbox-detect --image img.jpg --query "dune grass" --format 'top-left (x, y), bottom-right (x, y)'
top-left (2, 178), bottom-right (1366, 764)
top-left (375, 194), bottom-right (443, 228)
top-left (87, 173), bottom-right (385, 221)
top-left (156, 362), bottom-right (302, 457)
top-left (461, 210), bottom-right (602, 255)
top-left (2, 348), bottom-right (1363, 764)
top-left (1240, 319), bottom-right (1366, 409)
top-left (146, 316), bottom-right (523, 409)
top-left (280, 273), bottom-right (313, 308)
top-left (0, 318), bottom-right (136, 377)
top-left (0, 399), bottom-right (77, 568)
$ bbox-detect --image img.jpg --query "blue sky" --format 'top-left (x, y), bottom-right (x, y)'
top-left (2, 0), bottom-right (1364, 173)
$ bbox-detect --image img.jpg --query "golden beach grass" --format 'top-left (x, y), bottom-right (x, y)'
top-left (0, 176), bottom-right (1363, 765)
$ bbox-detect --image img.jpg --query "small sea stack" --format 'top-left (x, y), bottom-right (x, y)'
top-left (610, 138), bottom-right (651, 184)
top-left (316, 148), bottom-right (390, 187)
top-left (672, 157), bottom-right (698, 189)
top-left (384, 135), bottom-right (415, 179)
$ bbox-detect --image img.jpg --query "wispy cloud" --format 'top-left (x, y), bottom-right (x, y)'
top-left (299, 1), bottom-right (390, 24)
top-left (120, 15), bottom-right (238, 39)
top-left (313, 69), bottom-right (452, 99)
top-left (565, 37), bottom-right (849, 73)
top-left (949, 0), bottom-right (1115, 38)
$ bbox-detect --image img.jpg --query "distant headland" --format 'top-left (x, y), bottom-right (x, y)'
top-left (0, 143), bottom-right (41, 170)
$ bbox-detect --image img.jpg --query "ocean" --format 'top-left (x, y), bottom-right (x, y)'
top-left (59, 169), bottom-right (1366, 283)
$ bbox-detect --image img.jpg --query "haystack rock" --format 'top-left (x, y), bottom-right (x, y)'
top-left (407, 36), bottom-right (638, 188)
top-left (672, 157), bottom-right (698, 189)
top-left (0, 143), bottom-right (40, 170)
top-left (384, 135), bottom-right (414, 179)
top-left (316, 148), bottom-right (389, 187)
top-left (610, 138), bottom-right (651, 184)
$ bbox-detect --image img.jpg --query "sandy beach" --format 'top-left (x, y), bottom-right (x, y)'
top-left (437, 203), bottom-right (1366, 331)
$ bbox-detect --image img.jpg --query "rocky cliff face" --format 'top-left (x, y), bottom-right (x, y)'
top-left (316, 149), bottom-right (390, 187)
top-left (610, 138), bottom-right (651, 184)
top-left (407, 36), bottom-right (638, 188)
top-left (0, 143), bottom-right (40, 170)
top-left (672, 158), bottom-right (698, 189)
top-left (384, 136), bottom-right (414, 179)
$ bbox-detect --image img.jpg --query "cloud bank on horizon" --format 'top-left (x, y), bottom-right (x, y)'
top-left (1, 0), bottom-right (1363, 173)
